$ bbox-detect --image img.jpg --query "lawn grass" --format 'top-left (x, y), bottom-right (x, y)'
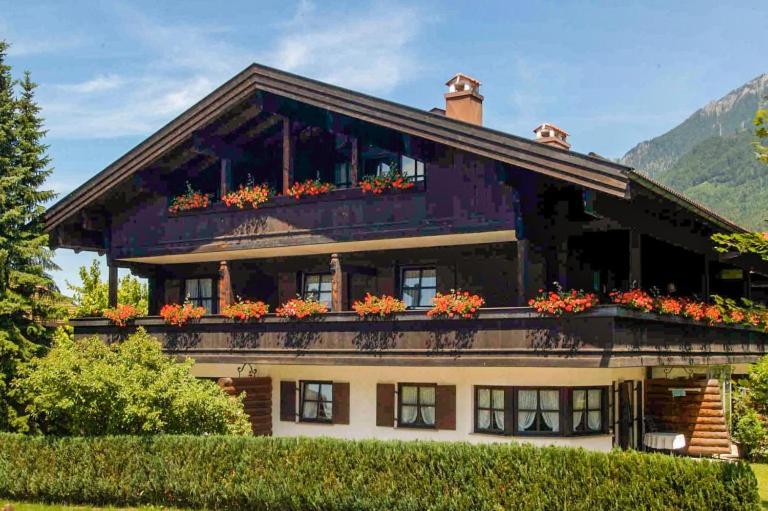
top-left (752, 463), bottom-right (768, 509)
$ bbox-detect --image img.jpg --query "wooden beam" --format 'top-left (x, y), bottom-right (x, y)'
top-left (218, 261), bottom-right (232, 313)
top-left (220, 158), bottom-right (232, 197)
top-left (330, 253), bottom-right (343, 311)
top-left (108, 264), bottom-right (118, 308)
top-left (282, 117), bottom-right (293, 195)
top-left (516, 240), bottom-right (529, 306)
top-left (629, 230), bottom-right (642, 288)
top-left (349, 136), bottom-right (359, 187)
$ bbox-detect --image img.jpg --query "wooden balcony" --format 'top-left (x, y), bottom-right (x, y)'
top-left (71, 305), bottom-right (768, 368)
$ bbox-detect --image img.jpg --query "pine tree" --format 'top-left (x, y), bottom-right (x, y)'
top-left (0, 40), bottom-right (63, 431)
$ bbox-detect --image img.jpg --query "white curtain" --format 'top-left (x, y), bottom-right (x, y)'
top-left (517, 390), bottom-right (537, 431)
top-left (199, 278), bottom-right (212, 299)
top-left (540, 390), bottom-right (560, 432)
top-left (492, 389), bottom-right (505, 430)
top-left (421, 387), bottom-right (436, 426)
top-left (322, 401), bottom-right (333, 419)
top-left (302, 401), bottom-right (317, 419)
top-left (477, 389), bottom-right (491, 429)
top-left (587, 389), bottom-right (602, 431)
top-left (400, 386), bottom-right (419, 424)
top-left (572, 390), bottom-right (586, 431)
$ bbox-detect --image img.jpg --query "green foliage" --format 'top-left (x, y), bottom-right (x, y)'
top-left (0, 40), bottom-right (65, 432)
top-left (755, 106), bottom-right (768, 164)
top-left (734, 406), bottom-right (767, 461)
top-left (713, 232), bottom-right (768, 261)
top-left (731, 356), bottom-right (768, 461)
top-left (13, 328), bottom-right (251, 436)
top-left (66, 260), bottom-right (148, 317)
top-left (0, 435), bottom-right (759, 511)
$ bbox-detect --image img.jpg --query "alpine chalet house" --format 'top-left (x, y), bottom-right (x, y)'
top-left (47, 65), bottom-right (768, 456)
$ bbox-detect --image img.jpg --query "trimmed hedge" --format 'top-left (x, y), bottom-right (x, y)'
top-left (0, 433), bottom-right (759, 510)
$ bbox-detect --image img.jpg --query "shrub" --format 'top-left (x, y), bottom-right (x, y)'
top-left (221, 300), bottom-right (269, 321)
top-left (734, 407), bottom-right (767, 460)
top-left (12, 329), bottom-right (251, 436)
top-left (276, 297), bottom-right (328, 319)
top-left (352, 294), bottom-right (407, 318)
top-left (160, 302), bottom-right (206, 326)
top-left (0, 435), bottom-right (759, 510)
top-left (102, 303), bottom-right (140, 327)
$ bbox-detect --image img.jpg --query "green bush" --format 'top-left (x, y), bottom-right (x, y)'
top-left (13, 328), bottom-right (251, 436)
top-left (0, 434), bottom-right (759, 511)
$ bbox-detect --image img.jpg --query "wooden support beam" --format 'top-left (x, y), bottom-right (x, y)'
top-left (629, 230), bottom-right (642, 289)
top-left (218, 261), bottom-right (232, 313)
top-left (108, 264), bottom-right (118, 308)
top-left (349, 136), bottom-right (359, 187)
top-left (282, 117), bottom-right (293, 194)
top-left (330, 253), bottom-right (343, 312)
top-left (703, 256), bottom-right (711, 299)
top-left (147, 275), bottom-right (157, 315)
top-left (220, 158), bottom-right (232, 197)
top-left (516, 240), bottom-right (529, 306)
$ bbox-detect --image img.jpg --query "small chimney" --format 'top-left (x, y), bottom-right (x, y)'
top-left (533, 123), bottom-right (570, 150)
top-left (444, 73), bottom-right (483, 125)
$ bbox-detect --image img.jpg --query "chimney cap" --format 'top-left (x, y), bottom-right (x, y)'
top-left (446, 73), bottom-right (481, 87)
top-left (533, 122), bottom-right (569, 136)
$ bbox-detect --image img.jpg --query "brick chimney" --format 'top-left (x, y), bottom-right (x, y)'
top-left (444, 73), bottom-right (483, 125)
top-left (533, 123), bottom-right (570, 150)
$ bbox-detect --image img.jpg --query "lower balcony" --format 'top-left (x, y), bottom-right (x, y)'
top-left (71, 305), bottom-right (768, 368)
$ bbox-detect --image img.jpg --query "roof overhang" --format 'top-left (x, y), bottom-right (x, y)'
top-left (44, 63), bottom-right (631, 233)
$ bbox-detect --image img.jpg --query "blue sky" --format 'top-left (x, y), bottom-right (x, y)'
top-left (2, 0), bottom-right (767, 293)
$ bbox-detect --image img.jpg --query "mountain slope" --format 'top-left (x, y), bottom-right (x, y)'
top-left (622, 74), bottom-right (768, 178)
top-left (660, 131), bottom-right (768, 229)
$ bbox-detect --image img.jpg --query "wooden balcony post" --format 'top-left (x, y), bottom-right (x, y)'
top-left (220, 158), bottom-right (232, 197)
top-left (349, 136), bottom-right (359, 187)
top-left (218, 261), bottom-right (232, 313)
top-left (516, 239), bottom-right (529, 306)
top-left (629, 230), bottom-right (642, 289)
top-left (330, 253), bottom-right (343, 311)
top-left (108, 263), bottom-right (118, 308)
top-left (282, 118), bottom-right (293, 194)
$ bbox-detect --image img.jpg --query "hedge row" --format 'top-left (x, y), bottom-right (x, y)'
top-left (0, 434), bottom-right (759, 510)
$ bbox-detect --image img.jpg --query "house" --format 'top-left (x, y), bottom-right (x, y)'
top-left (46, 64), bottom-right (768, 455)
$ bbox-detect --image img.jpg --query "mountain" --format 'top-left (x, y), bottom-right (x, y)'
top-left (621, 74), bottom-right (768, 230)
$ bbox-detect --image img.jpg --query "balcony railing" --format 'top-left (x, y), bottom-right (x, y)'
top-left (71, 305), bottom-right (768, 368)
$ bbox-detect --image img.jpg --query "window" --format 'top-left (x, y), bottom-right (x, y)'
top-left (516, 388), bottom-right (561, 434)
top-left (401, 155), bottom-right (425, 182)
top-left (303, 273), bottom-right (333, 309)
top-left (401, 267), bottom-right (436, 308)
top-left (572, 388), bottom-right (605, 434)
top-left (398, 384), bottom-right (436, 427)
top-left (475, 387), bottom-right (506, 434)
top-left (185, 278), bottom-right (214, 314)
top-left (301, 381), bottom-right (333, 422)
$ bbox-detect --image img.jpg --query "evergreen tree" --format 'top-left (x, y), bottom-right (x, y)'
top-left (0, 40), bottom-right (63, 431)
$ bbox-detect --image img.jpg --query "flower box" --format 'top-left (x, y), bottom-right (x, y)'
top-left (160, 303), bottom-right (206, 326)
top-left (102, 304), bottom-right (140, 327)
top-left (276, 297), bottom-right (328, 319)
top-left (352, 294), bottom-right (407, 318)
top-left (168, 182), bottom-right (210, 213)
top-left (427, 290), bottom-right (485, 319)
top-left (222, 183), bottom-right (274, 209)
top-left (285, 179), bottom-right (335, 199)
top-left (221, 300), bottom-right (269, 321)
top-left (528, 287), bottom-right (598, 316)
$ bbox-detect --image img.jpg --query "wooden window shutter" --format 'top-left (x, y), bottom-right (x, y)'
top-left (503, 386), bottom-right (515, 435)
top-left (280, 381), bottom-right (296, 422)
top-left (376, 383), bottom-right (395, 427)
top-left (435, 385), bottom-right (456, 430)
top-left (332, 382), bottom-right (350, 425)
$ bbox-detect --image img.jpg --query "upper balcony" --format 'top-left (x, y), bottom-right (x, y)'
top-left (71, 305), bottom-right (768, 368)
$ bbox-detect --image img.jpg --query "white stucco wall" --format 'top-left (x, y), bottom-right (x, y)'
top-left (193, 362), bottom-right (646, 452)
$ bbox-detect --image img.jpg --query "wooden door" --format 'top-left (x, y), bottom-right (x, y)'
top-left (218, 377), bottom-right (272, 436)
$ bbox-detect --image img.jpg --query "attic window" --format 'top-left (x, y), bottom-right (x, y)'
top-left (541, 130), bottom-right (551, 138)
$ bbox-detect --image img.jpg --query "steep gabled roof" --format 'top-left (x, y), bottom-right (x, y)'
top-left (44, 63), bottom-right (632, 232)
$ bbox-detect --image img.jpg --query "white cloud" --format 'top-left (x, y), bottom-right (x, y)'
top-left (38, 1), bottom-right (426, 140)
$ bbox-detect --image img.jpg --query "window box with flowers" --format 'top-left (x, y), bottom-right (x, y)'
top-left (102, 304), bottom-right (140, 327)
top-left (221, 178), bottom-right (275, 209)
top-left (528, 286), bottom-right (599, 316)
top-left (221, 299), bottom-right (270, 321)
top-left (427, 290), bottom-right (485, 319)
top-left (360, 166), bottom-right (416, 195)
top-left (285, 179), bottom-right (335, 200)
top-left (352, 294), bottom-right (407, 318)
top-left (276, 297), bottom-right (328, 319)
top-left (160, 302), bottom-right (206, 326)
top-left (168, 182), bottom-right (210, 214)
